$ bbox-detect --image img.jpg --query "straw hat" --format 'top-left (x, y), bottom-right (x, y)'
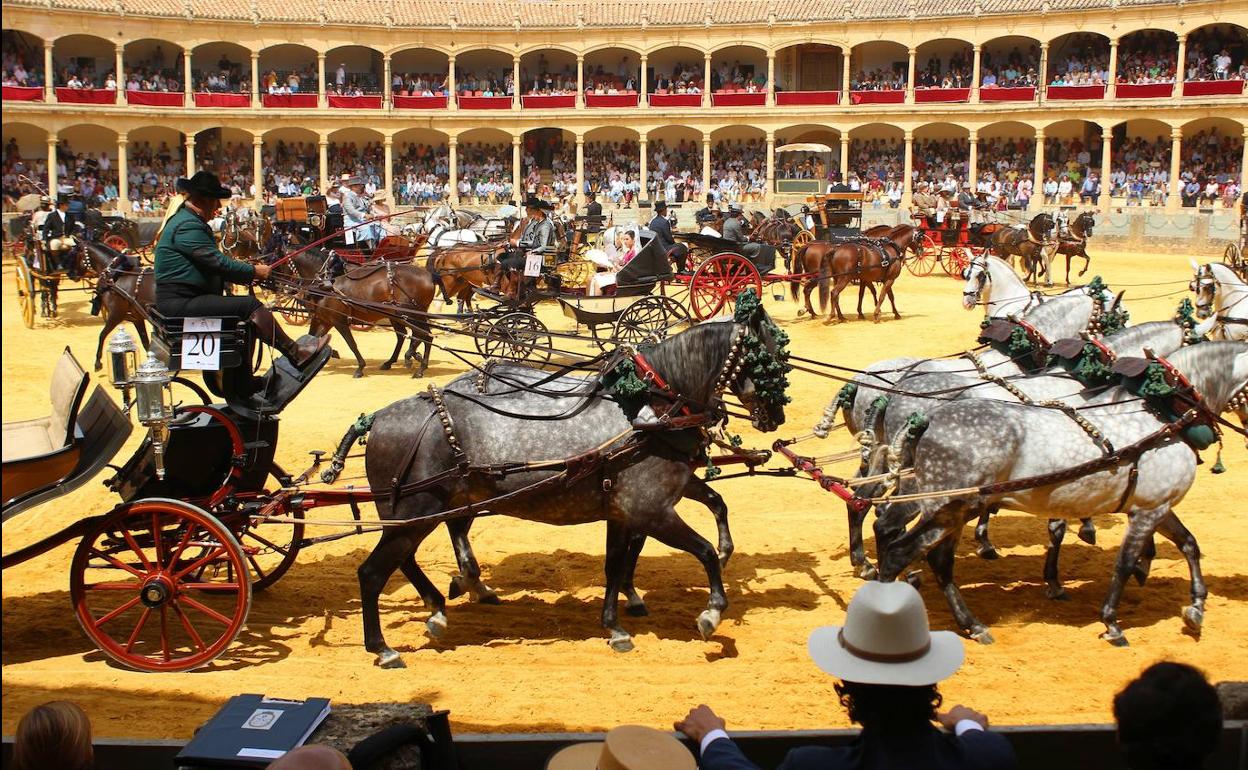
top-left (807, 581), bottom-right (964, 687)
top-left (545, 726), bottom-right (696, 770)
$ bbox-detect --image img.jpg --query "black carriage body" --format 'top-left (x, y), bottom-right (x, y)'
top-left (110, 408), bottom-right (279, 503)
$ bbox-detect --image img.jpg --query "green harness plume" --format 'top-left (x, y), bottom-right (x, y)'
top-left (734, 288), bottom-right (792, 408)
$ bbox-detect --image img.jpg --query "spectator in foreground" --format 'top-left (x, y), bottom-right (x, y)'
top-left (267, 744), bottom-right (352, 769)
top-left (1114, 662), bottom-right (1223, 770)
top-left (675, 581), bottom-right (1017, 769)
top-left (12, 701), bottom-right (93, 770)
top-left (546, 724), bottom-right (696, 769)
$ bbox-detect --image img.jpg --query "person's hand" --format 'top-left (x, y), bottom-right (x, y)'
top-left (253, 263), bottom-right (272, 280)
top-left (674, 705), bottom-right (725, 744)
top-left (937, 705), bottom-right (989, 732)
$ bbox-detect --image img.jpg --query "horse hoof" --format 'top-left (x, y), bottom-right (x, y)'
top-left (858, 562), bottom-right (879, 581)
top-left (94, 362), bottom-right (103, 372)
top-left (904, 570), bottom-right (922, 589)
top-left (1078, 521), bottom-right (1097, 545)
top-left (977, 545), bottom-right (1001, 560)
top-left (477, 589), bottom-right (502, 606)
top-left (969, 627), bottom-right (995, 645)
top-left (697, 609), bottom-right (722, 640)
top-left (608, 630), bottom-right (634, 653)
top-left (330, 349), bottom-right (341, 359)
top-left (1100, 629), bottom-right (1129, 647)
top-left (447, 575), bottom-right (466, 600)
top-left (1182, 605), bottom-right (1204, 632)
top-left (379, 361), bottom-right (393, 370)
top-left (353, 370), bottom-right (364, 379)
top-left (626, 601), bottom-right (649, 617)
top-left (376, 648), bottom-right (406, 669)
top-left (426, 611), bottom-right (448, 639)
top-left (1045, 585), bottom-right (1070, 601)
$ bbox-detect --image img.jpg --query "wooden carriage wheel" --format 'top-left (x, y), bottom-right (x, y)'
top-left (689, 252), bottom-right (764, 320)
top-left (273, 292), bottom-right (311, 326)
top-left (477, 312), bottom-right (553, 365)
top-left (789, 230), bottom-right (814, 264)
top-left (70, 498), bottom-right (251, 672)
top-left (15, 253), bottom-right (36, 328)
top-left (612, 296), bottom-right (692, 348)
top-left (103, 233), bottom-right (131, 253)
top-left (943, 247), bottom-right (972, 277)
top-left (231, 468), bottom-right (305, 592)
top-left (1225, 242), bottom-right (1246, 278)
top-left (905, 234), bottom-right (938, 277)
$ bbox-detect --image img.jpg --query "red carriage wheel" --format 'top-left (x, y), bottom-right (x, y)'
top-left (689, 252), bottom-right (763, 320)
top-left (905, 234), bottom-right (939, 277)
top-left (943, 247), bottom-right (971, 277)
top-left (70, 498), bottom-right (251, 672)
top-left (273, 292), bottom-right (310, 326)
top-left (103, 234), bottom-right (130, 253)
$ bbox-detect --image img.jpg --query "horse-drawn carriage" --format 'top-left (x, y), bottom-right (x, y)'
top-left (1225, 194), bottom-right (1247, 279)
top-left (907, 207), bottom-right (989, 278)
top-left (10, 213), bottom-right (100, 329)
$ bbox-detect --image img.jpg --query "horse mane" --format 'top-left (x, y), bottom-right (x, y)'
top-left (1162, 341), bottom-right (1248, 411)
top-left (1102, 320), bottom-right (1177, 355)
top-left (1209, 261), bottom-right (1246, 288)
top-left (1017, 292), bottom-right (1091, 338)
top-left (644, 320), bottom-right (737, 407)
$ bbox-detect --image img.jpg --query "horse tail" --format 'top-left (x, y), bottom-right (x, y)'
top-left (322, 412), bottom-right (376, 483)
top-left (813, 382), bottom-right (857, 438)
top-left (789, 242), bottom-right (809, 302)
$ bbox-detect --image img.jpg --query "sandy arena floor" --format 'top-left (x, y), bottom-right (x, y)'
top-left (2, 247), bottom-right (1245, 740)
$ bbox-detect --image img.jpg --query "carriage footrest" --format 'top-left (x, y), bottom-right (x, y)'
top-left (227, 338), bottom-right (332, 420)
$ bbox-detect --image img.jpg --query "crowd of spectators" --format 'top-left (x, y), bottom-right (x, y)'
top-left (393, 142), bottom-right (449, 205)
top-left (123, 45), bottom-right (181, 92)
top-left (584, 140), bottom-right (641, 206)
top-left (2, 37), bottom-right (43, 88)
top-left (1116, 32), bottom-right (1177, 85)
top-left (456, 142), bottom-right (512, 204)
top-left (392, 70), bottom-right (448, 96)
top-left (915, 51), bottom-right (973, 89)
top-left (327, 140), bottom-right (384, 193)
top-left (709, 139), bottom-right (767, 203)
top-left (1106, 135), bottom-right (1172, 205)
top-left (980, 45), bottom-right (1041, 88)
top-left (456, 69), bottom-right (511, 97)
top-left (125, 138), bottom-right (184, 212)
top-left (776, 150), bottom-right (837, 183)
top-left (1048, 34), bottom-right (1111, 86)
top-left (850, 67), bottom-right (906, 90)
top-left (648, 138), bottom-right (703, 202)
top-left (849, 137), bottom-right (903, 187)
top-left (1185, 27), bottom-right (1248, 80)
top-left (710, 60), bottom-right (764, 93)
top-left (2, 138), bottom-right (48, 208)
top-left (652, 61), bottom-right (705, 94)
top-left (263, 138), bottom-right (317, 196)
top-left (192, 52), bottom-right (247, 93)
top-left (261, 67), bottom-right (317, 95)
top-left (586, 58), bottom-right (640, 94)
top-left (53, 58), bottom-right (113, 89)
top-left (1177, 127), bottom-right (1244, 207)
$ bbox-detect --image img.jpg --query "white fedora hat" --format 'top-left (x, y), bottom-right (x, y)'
top-left (808, 581), bottom-right (964, 687)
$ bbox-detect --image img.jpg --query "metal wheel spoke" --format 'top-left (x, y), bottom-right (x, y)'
top-left (180, 594), bottom-right (235, 626)
top-left (88, 548), bottom-right (146, 579)
top-left (124, 606), bottom-right (152, 651)
top-left (120, 529), bottom-right (155, 572)
top-left (93, 595), bottom-right (143, 627)
top-left (171, 602), bottom-right (207, 652)
top-left (166, 526), bottom-right (197, 569)
top-left (173, 545), bottom-right (227, 581)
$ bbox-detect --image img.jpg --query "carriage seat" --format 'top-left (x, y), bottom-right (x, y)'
top-left (1, 347), bottom-right (89, 464)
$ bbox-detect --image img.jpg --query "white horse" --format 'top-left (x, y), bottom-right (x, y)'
top-left (961, 253), bottom-right (1047, 318)
top-left (1191, 260), bottom-right (1248, 341)
top-left (418, 202), bottom-right (482, 248)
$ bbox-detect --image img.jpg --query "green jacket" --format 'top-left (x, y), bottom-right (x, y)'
top-left (154, 205), bottom-right (255, 294)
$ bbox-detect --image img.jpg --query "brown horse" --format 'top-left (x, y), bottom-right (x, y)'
top-left (813, 225), bottom-right (919, 323)
top-left (989, 212), bottom-right (1056, 285)
top-left (82, 240), bottom-right (154, 371)
top-left (219, 209), bottom-right (273, 261)
top-left (1054, 211), bottom-right (1096, 285)
top-left (790, 225), bottom-right (920, 319)
top-left (280, 247), bottom-right (437, 378)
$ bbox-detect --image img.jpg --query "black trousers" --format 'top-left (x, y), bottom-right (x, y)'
top-left (156, 291), bottom-right (262, 320)
top-left (499, 247), bottom-right (527, 273)
top-left (666, 243), bottom-right (690, 272)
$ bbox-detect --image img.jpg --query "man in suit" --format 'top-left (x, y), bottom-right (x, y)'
top-left (584, 190), bottom-right (603, 218)
top-left (42, 194), bottom-right (75, 272)
top-left (676, 581), bottom-right (1018, 770)
top-left (649, 199), bottom-right (689, 274)
top-left (694, 192), bottom-right (719, 227)
top-left (722, 203), bottom-right (764, 267)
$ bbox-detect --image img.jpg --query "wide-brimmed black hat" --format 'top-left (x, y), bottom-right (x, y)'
top-left (177, 170), bottom-right (232, 199)
top-left (523, 196), bottom-right (553, 211)
top-left (585, 190), bottom-right (597, 199)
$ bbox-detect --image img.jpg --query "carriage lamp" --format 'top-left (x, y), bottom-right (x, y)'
top-left (107, 328), bottom-right (138, 406)
top-left (133, 353), bottom-right (174, 480)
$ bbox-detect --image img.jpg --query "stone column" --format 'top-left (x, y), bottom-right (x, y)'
top-left (1039, 42), bottom-right (1048, 101)
top-left (901, 130), bottom-right (914, 208)
top-left (114, 44), bottom-right (125, 105)
top-left (250, 52), bottom-right (260, 107)
top-left (577, 55), bottom-right (585, 107)
top-left (766, 52), bottom-right (776, 106)
top-left (1107, 39), bottom-right (1118, 99)
top-left (44, 42), bottom-right (54, 101)
top-left (639, 54), bottom-right (648, 106)
top-left (447, 55), bottom-right (457, 109)
top-left (1099, 130), bottom-right (1112, 209)
top-left (639, 136), bottom-right (649, 203)
top-left (575, 136), bottom-right (585, 205)
top-left (1033, 127), bottom-right (1045, 207)
top-left (512, 54), bottom-right (521, 110)
top-left (841, 48), bottom-right (851, 102)
top-left (971, 45), bottom-right (982, 103)
top-left (318, 138), bottom-right (329, 195)
top-left (252, 135), bottom-right (263, 201)
top-left (185, 135), bottom-right (196, 177)
top-left (840, 134), bottom-right (850, 183)
top-left (968, 129), bottom-right (979, 188)
top-left (1174, 34), bottom-right (1186, 99)
top-left (383, 54), bottom-right (392, 106)
top-left (1167, 127), bottom-right (1182, 211)
top-left (116, 134), bottom-right (129, 212)
top-left (765, 132), bottom-right (775, 199)
top-left (47, 134), bottom-right (58, 194)
top-left (512, 136), bottom-right (522, 204)
top-left (703, 52), bottom-right (712, 107)
top-left (184, 47), bottom-right (194, 101)
top-left (448, 139), bottom-right (458, 203)
top-left (317, 52), bottom-right (327, 107)
top-left (906, 47), bottom-right (916, 104)
top-left (383, 135), bottom-right (394, 201)
top-left (702, 132), bottom-right (712, 198)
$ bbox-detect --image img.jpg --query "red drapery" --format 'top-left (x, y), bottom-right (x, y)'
top-left (2, 86), bottom-right (44, 101)
top-left (776, 91), bottom-right (840, 105)
top-left (55, 87), bottom-right (116, 104)
top-left (585, 93), bottom-right (639, 108)
top-left (522, 94), bottom-right (575, 108)
top-left (915, 87), bottom-right (971, 103)
top-left (457, 95), bottom-right (512, 109)
top-left (648, 93), bottom-right (702, 107)
top-left (1045, 84), bottom-right (1105, 100)
top-left (978, 86), bottom-right (1036, 102)
top-left (327, 94), bottom-right (383, 109)
top-left (392, 94), bottom-right (448, 109)
top-left (262, 93), bottom-right (318, 108)
top-left (1115, 83), bottom-right (1173, 99)
top-left (1183, 79), bottom-right (1244, 97)
top-left (194, 92), bottom-right (251, 107)
top-left (712, 92), bottom-right (766, 107)
top-left (126, 90), bottom-right (184, 106)
top-left (849, 90), bottom-right (905, 104)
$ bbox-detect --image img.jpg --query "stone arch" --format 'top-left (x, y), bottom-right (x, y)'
top-left (647, 46), bottom-right (707, 93)
top-left (325, 45), bottom-right (384, 93)
top-left (1184, 23), bottom-right (1248, 81)
top-left (849, 41), bottom-right (908, 90)
top-left (1045, 32), bottom-right (1110, 85)
top-left (3, 29), bottom-right (46, 88)
top-left (327, 127), bottom-right (385, 187)
top-left (648, 125), bottom-right (704, 203)
top-left (709, 44), bottom-right (767, 92)
top-left (584, 47), bottom-right (641, 92)
top-left (190, 42), bottom-right (252, 93)
top-left (261, 126), bottom-right (320, 194)
top-left (1179, 117), bottom-right (1244, 196)
top-left (978, 120), bottom-right (1037, 185)
top-left (2, 121), bottom-right (50, 192)
top-left (51, 34), bottom-right (115, 87)
top-left (453, 48), bottom-right (512, 96)
top-left (191, 127), bottom-right (254, 191)
top-left (519, 48), bottom-right (577, 94)
top-left (390, 49), bottom-right (450, 95)
top-left (914, 38), bottom-right (974, 89)
top-left (847, 122), bottom-right (904, 187)
top-left (582, 126), bottom-right (641, 201)
top-left (258, 44), bottom-right (318, 92)
top-left (456, 128), bottom-right (514, 204)
top-left (773, 43), bottom-right (844, 93)
top-left (125, 126), bottom-right (187, 203)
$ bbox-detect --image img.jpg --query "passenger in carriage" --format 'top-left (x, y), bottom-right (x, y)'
top-left (649, 199), bottom-right (690, 274)
top-left (957, 181), bottom-right (985, 223)
top-left (722, 203), bottom-right (763, 265)
top-left (586, 228), bottom-right (638, 296)
top-left (154, 171), bottom-right (329, 368)
top-left (911, 181), bottom-right (937, 227)
top-left (341, 175), bottom-right (380, 252)
top-left (41, 194), bottom-right (75, 272)
top-left (489, 196), bottom-right (556, 294)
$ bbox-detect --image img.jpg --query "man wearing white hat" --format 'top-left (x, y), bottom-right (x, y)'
top-left (675, 582), bottom-right (1017, 769)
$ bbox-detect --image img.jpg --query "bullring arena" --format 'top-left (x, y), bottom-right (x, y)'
top-left (3, 0), bottom-right (1248, 767)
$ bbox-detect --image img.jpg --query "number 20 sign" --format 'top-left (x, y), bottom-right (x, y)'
top-left (181, 317), bottom-right (223, 370)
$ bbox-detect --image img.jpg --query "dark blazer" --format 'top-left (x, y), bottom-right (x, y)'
top-left (585, 200), bottom-right (603, 217)
top-left (700, 727), bottom-right (1018, 770)
top-left (649, 213), bottom-right (678, 252)
top-left (42, 209), bottom-right (68, 242)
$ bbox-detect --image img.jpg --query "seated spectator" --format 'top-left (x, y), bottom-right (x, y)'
top-left (12, 701), bottom-right (93, 770)
top-left (547, 725), bottom-right (695, 770)
top-left (675, 581), bottom-right (1017, 770)
top-left (1114, 662), bottom-right (1222, 770)
top-left (266, 744), bottom-right (352, 769)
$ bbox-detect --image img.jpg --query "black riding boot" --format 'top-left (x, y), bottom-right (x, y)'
top-left (249, 308), bottom-right (330, 368)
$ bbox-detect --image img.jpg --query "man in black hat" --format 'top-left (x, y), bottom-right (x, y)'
top-left (722, 203), bottom-right (763, 263)
top-left (490, 196), bottom-right (556, 295)
top-left (649, 200), bottom-right (689, 274)
top-left (42, 194), bottom-right (74, 272)
top-left (154, 170), bottom-right (328, 367)
top-left (694, 192), bottom-right (719, 229)
top-left (584, 190), bottom-right (603, 218)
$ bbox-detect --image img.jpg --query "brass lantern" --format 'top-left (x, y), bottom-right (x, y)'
top-left (133, 353), bottom-right (174, 480)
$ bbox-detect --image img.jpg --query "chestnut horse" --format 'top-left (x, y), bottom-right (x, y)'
top-left (82, 240), bottom-right (154, 371)
top-left (425, 217), bottom-right (529, 311)
top-left (989, 212), bottom-right (1056, 285)
top-left (1054, 211), bottom-right (1096, 285)
top-left (811, 225), bottom-right (919, 323)
top-left (790, 225), bottom-right (920, 319)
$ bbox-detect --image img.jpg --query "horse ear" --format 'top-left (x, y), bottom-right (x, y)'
top-left (1109, 290), bottom-right (1125, 312)
top-left (1189, 258), bottom-right (1200, 271)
